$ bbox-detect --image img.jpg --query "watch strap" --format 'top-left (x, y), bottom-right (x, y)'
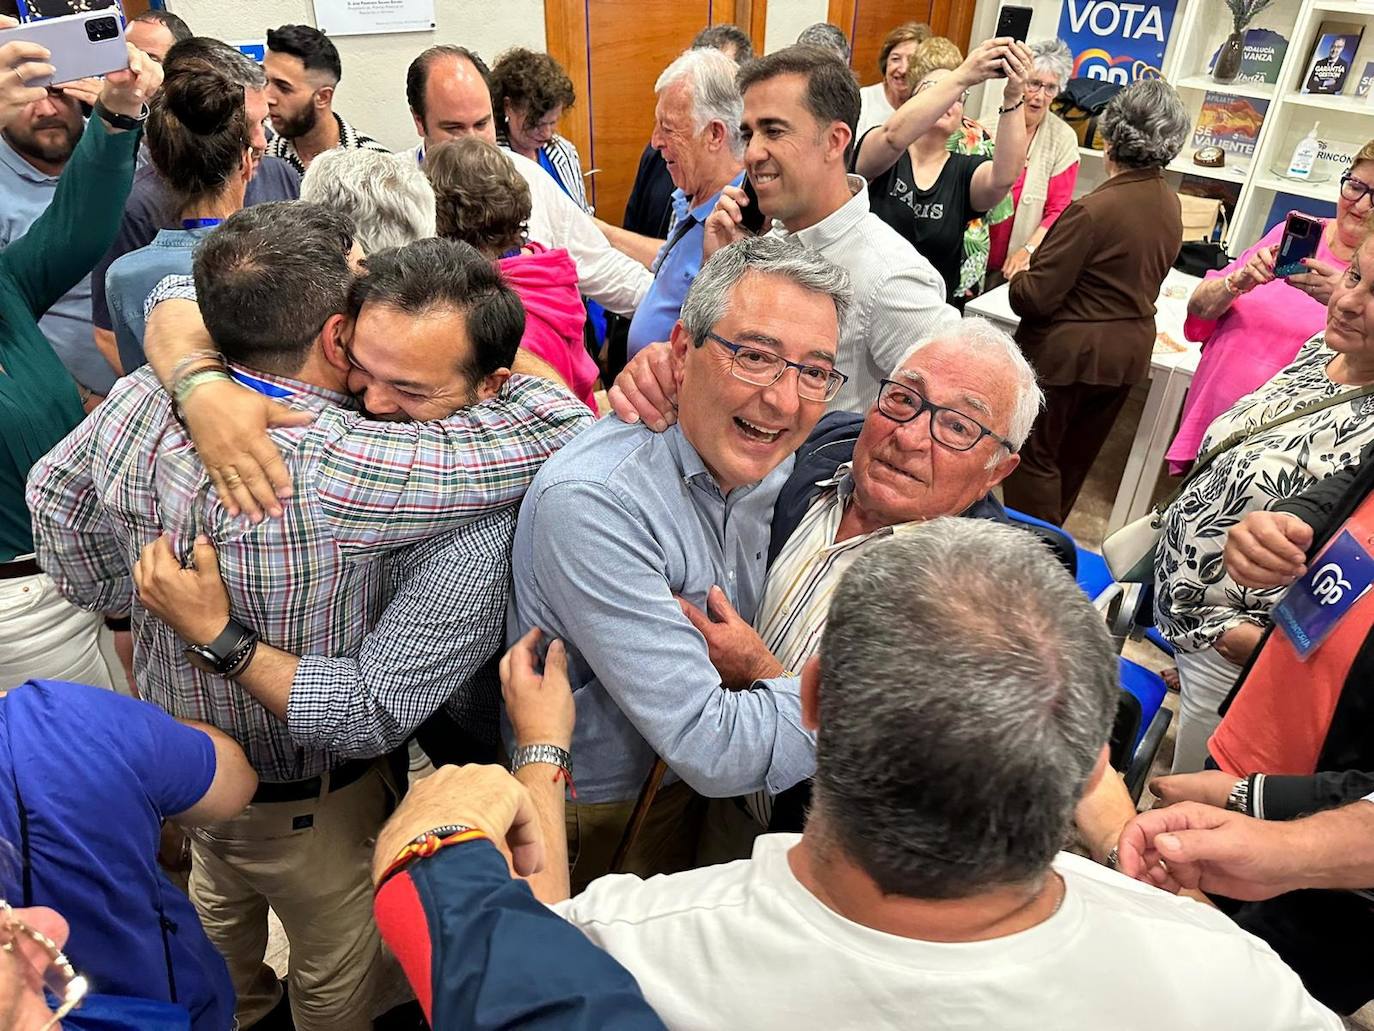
top-left (93, 99), bottom-right (148, 131)
top-left (510, 743), bottom-right (572, 776)
top-left (1226, 775), bottom-right (1253, 816)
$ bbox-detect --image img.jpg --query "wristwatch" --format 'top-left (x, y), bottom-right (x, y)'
top-left (92, 99), bottom-right (149, 132)
top-left (379, 824), bottom-right (482, 887)
top-left (1226, 776), bottom-right (1253, 815)
top-left (510, 743), bottom-right (572, 777)
top-left (184, 618), bottom-right (259, 677)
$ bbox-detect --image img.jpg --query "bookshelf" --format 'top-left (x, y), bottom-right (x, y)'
top-left (972, 0), bottom-right (1374, 255)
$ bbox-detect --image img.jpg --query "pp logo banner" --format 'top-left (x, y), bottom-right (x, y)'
top-left (1274, 530), bottom-right (1374, 659)
top-left (1058, 0), bottom-right (1178, 84)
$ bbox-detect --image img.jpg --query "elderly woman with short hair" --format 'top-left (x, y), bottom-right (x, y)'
top-left (489, 47), bottom-right (590, 212)
top-left (989, 38), bottom-right (1080, 280)
top-left (1003, 79), bottom-right (1188, 525)
top-left (300, 148), bottom-right (435, 252)
top-left (856, 20), bottom-right (931, 138)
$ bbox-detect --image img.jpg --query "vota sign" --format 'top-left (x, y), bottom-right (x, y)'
top-left (1058, 0), bottom-right (1178, 83)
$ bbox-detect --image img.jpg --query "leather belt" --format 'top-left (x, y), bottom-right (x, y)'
top-left (251, 756), bottom-right (373, 805)
top-left (0, 559), bottom-right (41, 581)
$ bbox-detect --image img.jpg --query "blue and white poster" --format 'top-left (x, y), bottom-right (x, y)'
top-left (1058, 0), bottom-right (1178, 84)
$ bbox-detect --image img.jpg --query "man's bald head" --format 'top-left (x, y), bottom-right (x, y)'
top-left (407, 46), bottom-right (496, 148)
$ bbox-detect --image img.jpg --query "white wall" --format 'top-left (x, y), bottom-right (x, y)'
top-left (165, 0), bottom-right (547, 152)
top-left (763, 0), bottom-right (830, 55)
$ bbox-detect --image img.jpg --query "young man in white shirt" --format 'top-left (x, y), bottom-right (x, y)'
top-left (374, 519), bottom-right (1342, 1030)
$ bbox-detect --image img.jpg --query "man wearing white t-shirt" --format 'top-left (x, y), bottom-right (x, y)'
top-left (400, 44), bottom-right (651, 317)
top-left (371, 520), bottom-right (1341, 1030)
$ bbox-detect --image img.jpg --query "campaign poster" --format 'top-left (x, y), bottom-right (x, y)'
top-left (1058, 0), bottom-right (1178, 83)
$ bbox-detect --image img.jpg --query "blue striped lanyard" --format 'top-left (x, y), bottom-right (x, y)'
top-left (229, 368), bottom-right (294, 399)
top-left (181, 218), bottom-right (224, 230)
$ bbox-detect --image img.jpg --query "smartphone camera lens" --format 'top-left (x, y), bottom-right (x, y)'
top-left (86, 17), bottom-right (119, 42)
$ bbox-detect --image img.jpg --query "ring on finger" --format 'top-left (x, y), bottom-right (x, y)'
top-left (223, 472), bottom-right (243, 486)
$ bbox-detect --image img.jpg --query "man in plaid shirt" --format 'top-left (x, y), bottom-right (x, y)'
top-left (26, 206), bottom-right (589, 1031)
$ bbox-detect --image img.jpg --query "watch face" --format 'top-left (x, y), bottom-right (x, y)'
top-left (184, 645), bottom-right (220, 673)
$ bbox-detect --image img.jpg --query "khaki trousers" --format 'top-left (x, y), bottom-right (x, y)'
top-left (188, 764), bottom-right (396, 1031)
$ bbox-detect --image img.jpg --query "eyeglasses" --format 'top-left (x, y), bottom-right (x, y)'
top-left (1341, 171), bottom-right (1374, 206)
top-left (876, 379), bottom-right (1013, 452)
top-left (707, 333), bottom-right (848, 403)
top-left (0, 901), bottom-right (88, 1030)
top-left (916, 80), bottom-right (971, 105)
top-left (1024, 80), bottom-right (1059, 95)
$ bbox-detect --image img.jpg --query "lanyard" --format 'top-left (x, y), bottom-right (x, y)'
top-left (181, 218), bottom-right (224, 230)
top-left (229, 368), bottom-right (294, 399)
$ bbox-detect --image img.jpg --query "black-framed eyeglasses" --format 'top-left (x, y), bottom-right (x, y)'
top-left (707, 333), bottom-right (848, 403)
top-left (0, 900), bottom-right (88, 1029)
top-left (1341, 171), bottom-right (1374, 206)
top-left (917, 80), bottom-right (971, 105)
top-left (876, 379), bottom-right (1014, 452)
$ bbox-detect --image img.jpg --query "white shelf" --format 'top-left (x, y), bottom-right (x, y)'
top-left (1174, 75), bottom-right (1278, 100)
top-left (1283, 91), bottom-right (1374, 114)
top-left (1309, 0), bottom-right (1374, 13)
top-left (1168, 157), bottom-right (1252, 183)
top-left (1078, 147), bottom-right (1104, 160)
top-left (1252, 174), bottom-right (1338, 199)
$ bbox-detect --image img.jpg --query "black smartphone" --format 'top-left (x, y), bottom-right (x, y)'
top-left (739, 176), bottom-right (767, 235)
top-left (992, 5), bottom-right (1032, 76)
top-left (1275, 211), bottom-right (1323, 277)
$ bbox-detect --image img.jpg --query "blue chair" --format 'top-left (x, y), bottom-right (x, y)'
top-left (1005, 508), bottom-right (1173, 801)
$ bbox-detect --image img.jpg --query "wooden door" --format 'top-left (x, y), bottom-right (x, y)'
top-left (829, 0), bottom-right (978, 87)
top-left (546, 0), bottom-right (765, 224)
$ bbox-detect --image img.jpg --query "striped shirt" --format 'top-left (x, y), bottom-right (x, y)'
top-left (266, 112), bottom-right (390, 176)
top-left (27, 363), bottom-right (590, 782)
top-left (756, 464), bottom-right (924, 671)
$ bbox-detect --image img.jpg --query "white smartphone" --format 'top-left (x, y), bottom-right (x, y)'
top-left (0, 10), bottom-right (127, 87)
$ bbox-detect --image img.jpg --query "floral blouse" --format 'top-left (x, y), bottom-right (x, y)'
top-left (1155, 335), bottom-right (1374, 653)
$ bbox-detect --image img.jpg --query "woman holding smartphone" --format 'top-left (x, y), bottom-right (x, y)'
top-left (1168, 140), bottom-right (1374, 473)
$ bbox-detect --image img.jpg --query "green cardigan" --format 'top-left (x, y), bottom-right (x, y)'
top-left (0, 119), bottom-right (139, 561)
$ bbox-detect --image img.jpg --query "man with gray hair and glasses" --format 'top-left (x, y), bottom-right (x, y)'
top-left (383, 520), bottom-right (1342, 1029)
top-left (508, 235), bottom-right (850, 890)
top-left (596, 47), bottom-right (746, 360)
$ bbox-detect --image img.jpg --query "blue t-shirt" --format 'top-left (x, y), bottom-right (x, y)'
top-left (0, 681), bottom-right (232, 1030)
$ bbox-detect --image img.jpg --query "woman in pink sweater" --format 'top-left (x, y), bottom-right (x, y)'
top-left (425, 137), bottom-right (600, 411)
top-left (1167, 142), bottom-right (1374, 473)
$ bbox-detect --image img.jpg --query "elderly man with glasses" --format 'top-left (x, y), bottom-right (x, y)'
top-left (508, 235), bottom-right (852, 891)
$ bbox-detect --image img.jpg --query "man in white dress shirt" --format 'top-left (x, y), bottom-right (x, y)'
top-left (399, 45), bottom-right (650, 318)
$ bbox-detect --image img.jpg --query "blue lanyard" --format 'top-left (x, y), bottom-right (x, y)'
top-left (229, 368), bottom-right (294, 399)
top-left (181, 218), bottom-right (224, 230)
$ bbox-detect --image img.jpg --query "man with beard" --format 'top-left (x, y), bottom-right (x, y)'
top-left (264, 24), bottom-right (388, 175)
top-left (0, 84), bottom-right (116, 396)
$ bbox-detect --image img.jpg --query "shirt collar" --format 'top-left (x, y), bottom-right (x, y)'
top-left (782, 175), bottom-right (869, 252)
top-left (675, 169), bottom-right (747, 223)
top-left (226, 361), bottom-right (353, 409)
top-left (664, 422), bottom-right (766, 501)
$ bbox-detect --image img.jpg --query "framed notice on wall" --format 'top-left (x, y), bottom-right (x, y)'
top-left (312, 0), bottom-right (435, 37)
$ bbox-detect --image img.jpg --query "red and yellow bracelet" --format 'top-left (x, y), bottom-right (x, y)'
top-left (378, 825), bottom-right (489, 887)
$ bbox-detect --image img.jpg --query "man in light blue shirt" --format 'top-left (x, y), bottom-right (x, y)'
top-left (509, 235), bottom-right (851, 890)
top-left (624, 48), bottom-right (745, 358)
top-left (0, 90), bottom-right (115, 396)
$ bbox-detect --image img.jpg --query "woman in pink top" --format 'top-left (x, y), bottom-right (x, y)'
top-left (425, 136), bottom-right (600, 412)
top-left (1168, 142), bottom-right (1374, 472)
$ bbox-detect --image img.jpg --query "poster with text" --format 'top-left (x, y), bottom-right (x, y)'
top-left (1058, 0), bottom-right (1178, 83)
top-left (312, 0), bottom-right (435, 37)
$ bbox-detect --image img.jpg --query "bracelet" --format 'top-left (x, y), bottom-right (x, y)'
top-left (1223, 272), bottom-right (1243, 296)
top-left (174, 368), bottom-right (232, 409)
top-left (510, 742), bottom-right (577, 799)
top-left (377, 825), bottom-right (488, 888)
top-left (170, 349), bottom-right (225, 387)
top-left (998, 98), bottom-right (1025, 114)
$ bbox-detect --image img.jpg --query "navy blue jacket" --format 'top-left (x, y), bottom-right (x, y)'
top-left (769, 412), bottom-right (1007, 563)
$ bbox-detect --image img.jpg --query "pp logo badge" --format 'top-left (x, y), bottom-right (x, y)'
top-left (1313, 562), bottom-right (1354, 607)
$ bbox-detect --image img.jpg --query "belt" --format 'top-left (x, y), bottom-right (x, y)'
top-left (0, 559), bottom-right (41, 581)
top-left (251, 756), bottom-right (373, 805)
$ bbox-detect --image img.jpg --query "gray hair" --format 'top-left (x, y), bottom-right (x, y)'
top-left (656, 48), bottom-right (745, 160)
top-left (1029, 38), bottom-right (1073, 91)
top-left (1099, 78), bottom-right (1189, 169)
top-left (300, 150), bottom-right (437, 252)
top-left (812, 520), bottom-right (1118, 899)
top-left (679, 235), bottom-right (852, 348)
top-left (797, 23), bottom-right (850, 60)
top-left (165, 37), bottom-right (266, 90)
top-left (895, 317), bottom-right (1043, 458)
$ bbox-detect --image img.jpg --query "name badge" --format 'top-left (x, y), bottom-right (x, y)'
top-left (1273, 530), bottom-right (1374, 659)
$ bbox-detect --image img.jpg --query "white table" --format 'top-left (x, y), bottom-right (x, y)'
top-left (964, 268), bottom-right (1203, 533)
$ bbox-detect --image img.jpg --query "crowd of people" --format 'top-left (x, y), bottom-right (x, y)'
top-left (0, 6), bottom-right (1371, 1030)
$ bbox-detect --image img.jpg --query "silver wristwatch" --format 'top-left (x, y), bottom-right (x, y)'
top-left (1226, 776), bottom-right (1252, 815)
top-left (509, 743), bottom-right (572, 776)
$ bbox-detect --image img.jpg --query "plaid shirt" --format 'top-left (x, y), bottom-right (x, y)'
top-left (287, 505), bottom-right (519, 758)
top-left (27, 364), bottom-right (590, 782)
top-left (266, 112), bottom-right (391, 177)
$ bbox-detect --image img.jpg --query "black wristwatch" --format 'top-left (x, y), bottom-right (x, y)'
top-left (92, 99), bottom-right (149, 132)
top-left (184, 618), bottom-right (259, 677)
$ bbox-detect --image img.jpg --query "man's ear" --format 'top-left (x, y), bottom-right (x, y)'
top-left (668, 321), bottom-right (692, 392)
top-left (826, 120), bottom-right (854, 166)
top-left (800, 655), bottom-right (822, 732)
top-left (987, 451), bottom-right (1020, 490)
top-left (411, 109), bottom-right (426, 142)
top-left (315, 84), bottom-right (335, 110)
top-left (319, 314), bottom-right (351, 373)
top-left (706, 117), bottom-right (729, 152)
top-left (477, 368), bottom-right (511, 401)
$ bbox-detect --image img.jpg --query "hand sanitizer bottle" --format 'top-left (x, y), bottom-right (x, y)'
top-left (1288, 122), bottom-right (1321, 180)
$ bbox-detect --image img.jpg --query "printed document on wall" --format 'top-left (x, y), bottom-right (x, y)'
top-left (312, 0), bottom-right (436, 36)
